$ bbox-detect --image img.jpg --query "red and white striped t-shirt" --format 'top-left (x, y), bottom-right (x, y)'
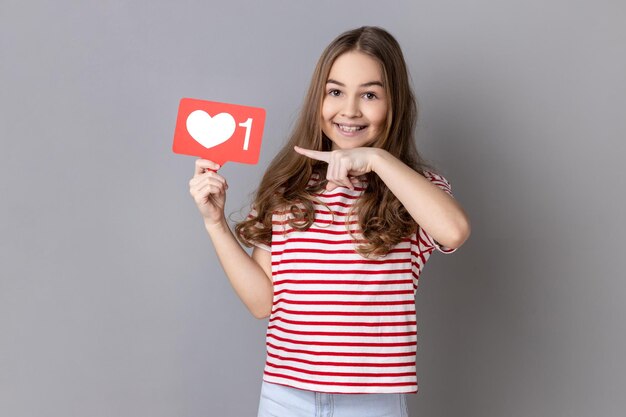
top-left (247, 171), bottom-right (457, 394)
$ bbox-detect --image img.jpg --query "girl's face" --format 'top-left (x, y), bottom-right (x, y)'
top-left (321, 51), bottom-right (388, 150)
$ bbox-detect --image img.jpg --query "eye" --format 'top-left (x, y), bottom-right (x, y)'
top-left (363, 92), bottom-right (378, 100)
top-left (328, 89), bottom-right (342, 97)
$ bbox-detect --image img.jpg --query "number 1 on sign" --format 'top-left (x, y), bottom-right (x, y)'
top-left (238, 118), bottom-right (253, 150)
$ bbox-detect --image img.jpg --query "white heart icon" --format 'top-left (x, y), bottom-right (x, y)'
top-left (186, 110), bottom-right (236, 149)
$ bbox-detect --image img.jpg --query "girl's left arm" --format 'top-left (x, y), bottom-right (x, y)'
top-left (371, 149), bottom-right (470, 249)
top-left (293, 145), bottom-right (471, 249)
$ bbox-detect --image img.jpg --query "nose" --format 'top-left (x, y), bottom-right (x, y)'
top-left (341, 96), bottom-right (362, 118)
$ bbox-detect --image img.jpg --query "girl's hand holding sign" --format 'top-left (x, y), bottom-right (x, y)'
top-left (188, 159), bottom-right (228, 227)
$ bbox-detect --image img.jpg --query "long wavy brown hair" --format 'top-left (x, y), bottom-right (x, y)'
top-left (236, 26), bottom-right (437, 257)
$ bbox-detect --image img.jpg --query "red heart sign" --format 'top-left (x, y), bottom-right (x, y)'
top-left (172, 98), bottom-right (266, 166)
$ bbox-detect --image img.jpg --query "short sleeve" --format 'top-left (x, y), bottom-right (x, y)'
top-left (418, 171), bottom-right (458, 254)
top-left (245, 206), bottom-right (271, 252)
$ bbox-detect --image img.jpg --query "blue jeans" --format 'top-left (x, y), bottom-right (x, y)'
top-left (257, 380), bottom-right (410, 417)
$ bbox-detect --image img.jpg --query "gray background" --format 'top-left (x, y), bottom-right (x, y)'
top-left (1, 0), bottom-right (625, 416)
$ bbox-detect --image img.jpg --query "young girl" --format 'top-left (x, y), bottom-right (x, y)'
top-left (189, 26), bottom-right (470, 417)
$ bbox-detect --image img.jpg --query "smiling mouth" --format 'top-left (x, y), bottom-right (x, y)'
top-left (334, 123), bottom-right (367, 132)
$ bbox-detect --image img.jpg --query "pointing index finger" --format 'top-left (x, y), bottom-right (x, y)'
top-left (294, 146), bottom-right (330, 163)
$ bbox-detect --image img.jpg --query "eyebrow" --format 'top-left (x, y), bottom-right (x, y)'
top-left (326, 79), bottom-right (384, 88)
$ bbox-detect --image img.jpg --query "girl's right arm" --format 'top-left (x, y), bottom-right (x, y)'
top-left (189, 159), bottom-right (273, 319)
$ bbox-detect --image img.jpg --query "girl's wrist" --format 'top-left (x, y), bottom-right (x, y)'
top-left (370, 148), bottom-right (391, 174)
top-left (204, 217), bottom-right (229, 235)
